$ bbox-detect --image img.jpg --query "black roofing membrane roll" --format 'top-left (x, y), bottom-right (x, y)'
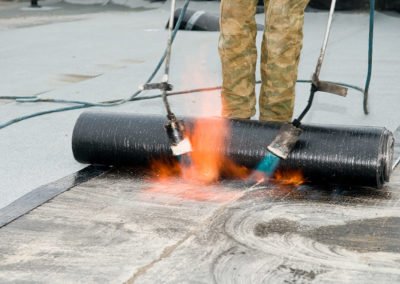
top-left (72, 112), bottom-right (394, 188)
top-left (169, 8), bottom-right (264, 31)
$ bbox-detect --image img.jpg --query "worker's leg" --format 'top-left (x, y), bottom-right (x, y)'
top-left (260, 0), bottom-right (309, 121)
top-left (218, 0), bottom-right (258, 119)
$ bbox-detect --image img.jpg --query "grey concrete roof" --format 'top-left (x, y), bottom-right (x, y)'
top-left (1, 1), bottom-right (400, 282)
top-left (0, 0), bottom-right (399, 210)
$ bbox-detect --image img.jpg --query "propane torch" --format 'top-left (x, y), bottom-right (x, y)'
top-left (267, 0), bottom-right (348, 160)
top-left (141, 0), bottom-right (192, 165)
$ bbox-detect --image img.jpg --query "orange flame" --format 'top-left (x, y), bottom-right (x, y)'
top-left (144, 58), bottom-right (304, 202)
top-left (149, 157), bottom-right (181, 180)
top-left (145, 118), bottom-right (249, 202)
top-left (146, 122), bottom-right (306, 202)
top-left (149, 118), bottom-right (248, 184)
top-left (273, 169), bottom-right (305, 186)
top-left (186, 118), bottom-right (248, 183)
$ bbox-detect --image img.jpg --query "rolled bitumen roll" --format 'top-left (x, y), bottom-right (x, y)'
top-left (377, 0), bottom-right (400, 12)
top-left (310, 0), bottom-right (400, 11)
top-left (167, 8), bottom-right (264, 31)
top-left (308, 0), bottom-right (370, 10)
top-left (72, 112), bottom-right (394, 188)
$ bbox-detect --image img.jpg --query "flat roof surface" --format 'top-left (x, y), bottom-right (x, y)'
top-left (1, 165), bottom-right (400, 283)
top-left (1, 0), bottom-right (400, 209)
top-left (1, 1), bottom-right (400, 282)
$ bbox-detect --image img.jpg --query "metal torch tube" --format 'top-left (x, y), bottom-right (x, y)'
top-left (314, 0), bottom-right (337, 78)
top-left (162, 0), bottom-right (177, 119)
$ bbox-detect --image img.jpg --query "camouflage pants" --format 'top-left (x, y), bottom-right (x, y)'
top-left (219, 0), bottom-right (309, 121)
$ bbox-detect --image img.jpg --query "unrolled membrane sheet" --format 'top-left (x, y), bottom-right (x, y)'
top-left (72, 112), bottom-right (394, 188)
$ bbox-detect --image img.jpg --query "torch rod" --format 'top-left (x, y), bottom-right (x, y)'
top-left (314, 0), bottom-right (337, 79)
top-left (294, 0), bottom-right (338, 126)
top-left (140, 0), bottom-right (193, 158)
top-left (163, 0), bottom-right (177, 120)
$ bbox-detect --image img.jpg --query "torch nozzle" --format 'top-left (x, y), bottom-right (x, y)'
top-left (267, 122), bottom-right (302, 159)
top-left (164, 119), bottom-right (192, 156)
